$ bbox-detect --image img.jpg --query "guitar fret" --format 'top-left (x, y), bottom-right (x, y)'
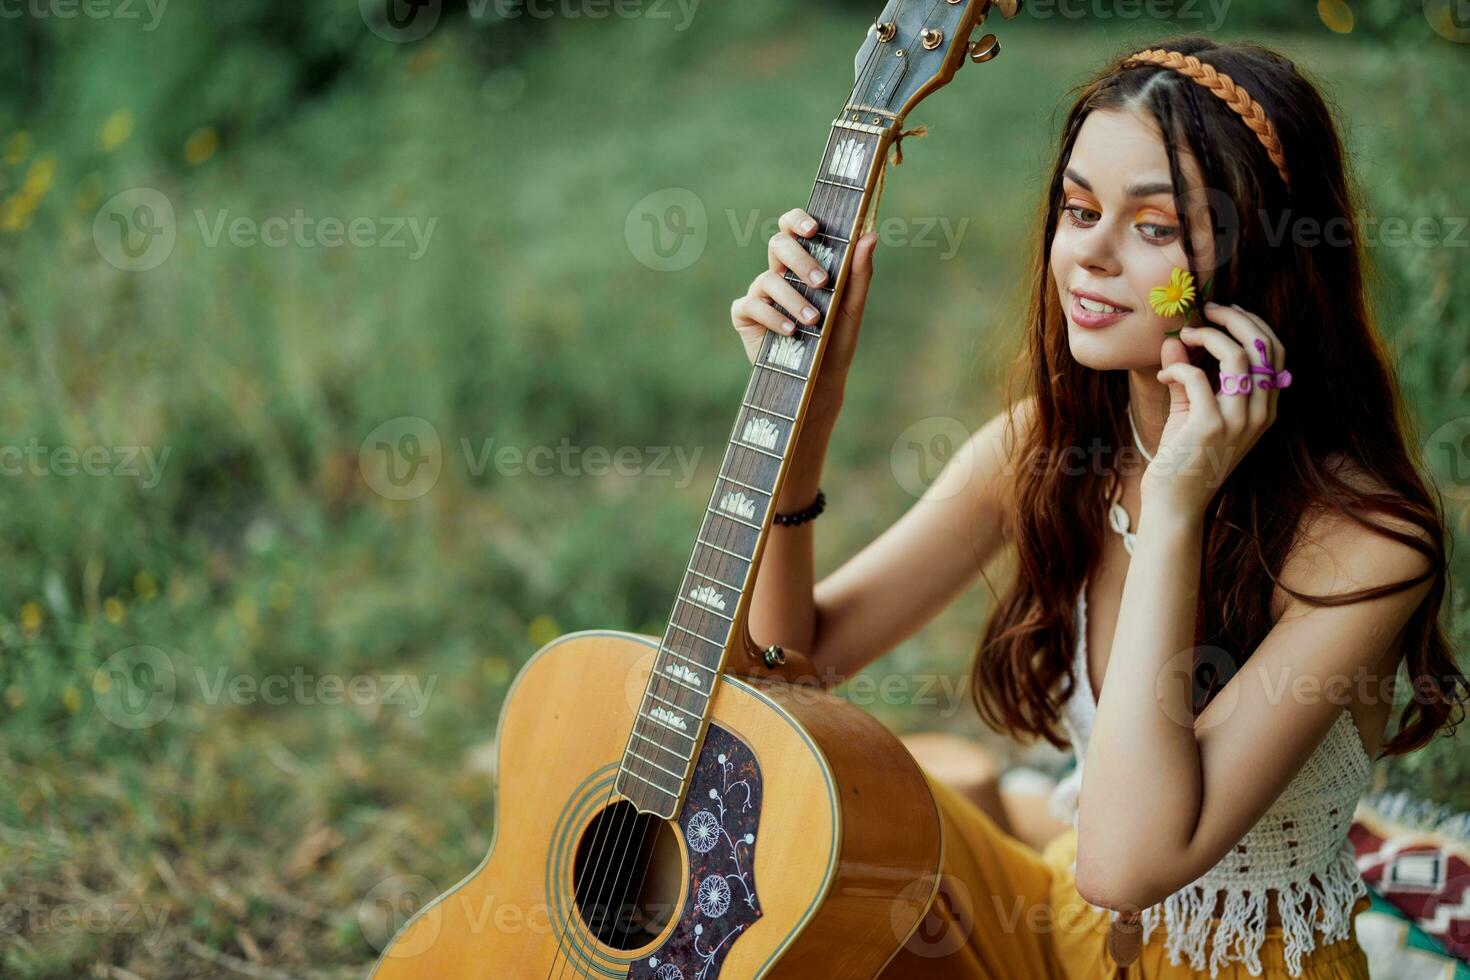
top-left (732, 439), bottom-right (784, 461)
top-left (626, 745), bottom-right (687, 781)
top-left (741, 399), bottom-right (796, 422)
top-left (696, 536), bottom-right (751, 564)
top-left (753, 363), bottom-right (807, 384)
top-left (660, 642), bottom-right (717, 670)
top-left (645, 686), bottom-right (706, 715)
top-left (632, 728), bottom-right (690, 757)
top-left (685, 562), bottom-right (743, 593)
top-left (640, 710), bottom-right (698, 743)
top-left (814, 176), bottom-right (862, 191)
top-left (716, 472), bottom-right (771, 497)
top-left (817, 231), bottom-right (851, 245)
top-left (668, 619), bottom-right (726, 650)
top-left (833, 117), bottom-right (890, 136)
top-left (676, 593), bottom-right (736, 622)
top-left (619, 763), bottom-right (679, 798)
top-left (705, 505), bottom-right (761, 533)
top-left (652, 658), bottom-right (706, 694)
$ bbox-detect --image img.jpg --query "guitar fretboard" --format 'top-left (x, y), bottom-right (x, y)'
top-left (616, 118), bottom-right (890, 818)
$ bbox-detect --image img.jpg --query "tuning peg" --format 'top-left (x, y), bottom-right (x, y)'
top-left (969, 33), bottom-right (1001, 63)
top-left (992, 0), bottom-right (1023, 18)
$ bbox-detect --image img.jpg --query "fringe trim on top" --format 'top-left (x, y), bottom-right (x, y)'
top-left (1126, 843), bottom-right (1368, 978)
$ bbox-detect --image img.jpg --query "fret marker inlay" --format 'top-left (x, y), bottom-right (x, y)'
top-left (664, 662), bottom-right (704, 689)
top-left (766, 335), bottom-right (806, 371)
top-left (688, 583), bottom-right (729, 611)
top-left (741, 416), bottom-right (782, 451)
top-left (718, 490), bottom-right (757, 520)
top-left (650, 706), bottom-right (689, 732)
top-left (830, 138), bottom-right (868, 181)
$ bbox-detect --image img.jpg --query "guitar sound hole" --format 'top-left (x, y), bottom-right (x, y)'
top-left (572, 800), bottom-right (683, 950)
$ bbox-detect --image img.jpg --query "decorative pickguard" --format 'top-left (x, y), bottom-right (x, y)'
top-left (629, 724), bottom-right (763, 980)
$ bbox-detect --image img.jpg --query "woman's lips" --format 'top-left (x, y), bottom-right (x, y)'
top-left (1070, 293), bottom-right (1131, 329)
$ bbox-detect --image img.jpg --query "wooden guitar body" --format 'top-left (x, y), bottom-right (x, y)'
top-left (371, 630), bottom-right (942, 978)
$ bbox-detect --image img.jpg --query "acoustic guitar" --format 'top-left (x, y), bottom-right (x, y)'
top-left (371, 1), bottom-right (1017, 975)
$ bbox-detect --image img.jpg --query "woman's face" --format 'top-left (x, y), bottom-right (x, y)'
top-left (1049, 107), bottom-right (1217, 370)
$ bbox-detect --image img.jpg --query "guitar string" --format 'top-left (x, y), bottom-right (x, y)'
top-left (547, 9), bottom-right (924, 972)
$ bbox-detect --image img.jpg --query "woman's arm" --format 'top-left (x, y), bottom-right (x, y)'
top-left (743, 395), bottom-right (1035, 687)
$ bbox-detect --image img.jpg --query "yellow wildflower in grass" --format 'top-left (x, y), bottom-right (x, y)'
top-left (22, 156), bottom-right (55, 197)
top-left (1149, 266), bottom-right (1198, 318)
top-left (4, 130), bottom-right (31, 165)
top-left (104, 597), bottom-right (126, 624)
top-left (61, 686), bottom-right (82, 714)
top-left (135, 570), bottom-right (158, 601)
top-left (100, 110), bottom-right (134, 152)
top-left (184, 127), bottom-right (219, 166)
top-left (20, 601), bottom-right (42, 634)
top-left (234, 595), bottom-right (258, 628)
top-left (527, 614), bottom-right (560, 649)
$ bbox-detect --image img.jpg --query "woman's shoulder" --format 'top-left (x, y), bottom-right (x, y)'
top-left (1274, 451), bottom-right (1438, 611)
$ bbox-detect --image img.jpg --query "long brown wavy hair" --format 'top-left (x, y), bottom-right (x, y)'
top-left (972, 35), bottom-right (1466, 759)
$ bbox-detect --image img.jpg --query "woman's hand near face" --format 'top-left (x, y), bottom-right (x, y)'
top-left (1144, 301), bottom-right (1287, 516)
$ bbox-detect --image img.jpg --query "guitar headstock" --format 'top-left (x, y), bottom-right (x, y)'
top-left (848, 0), bottom-right (1019, 128)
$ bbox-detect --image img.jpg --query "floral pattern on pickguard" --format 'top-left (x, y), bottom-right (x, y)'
top-left (629, 724), bottom-right (762, 980)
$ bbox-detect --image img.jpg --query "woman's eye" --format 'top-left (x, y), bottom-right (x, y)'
top-left (1138, 221), bottom-right (1178, 244)
top-left (1061, 204), bottom-right (1099, 226)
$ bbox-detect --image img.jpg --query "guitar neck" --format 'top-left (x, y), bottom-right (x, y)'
top-left (617, 115), bottom-right (895, 818)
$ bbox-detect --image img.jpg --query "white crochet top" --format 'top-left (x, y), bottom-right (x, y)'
top-left (1047, 576), bottom-right (1374, 977)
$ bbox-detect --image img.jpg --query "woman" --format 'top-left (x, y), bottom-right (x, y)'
top-left (727, 35), bottom-right (1465, 979)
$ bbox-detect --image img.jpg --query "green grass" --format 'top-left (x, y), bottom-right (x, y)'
top-left (1, 4), bottom-right (1468, 976)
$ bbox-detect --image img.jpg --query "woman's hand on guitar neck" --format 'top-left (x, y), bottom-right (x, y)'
top-left (730, 207), bottom-right (879, 415)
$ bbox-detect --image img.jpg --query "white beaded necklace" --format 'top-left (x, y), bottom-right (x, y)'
top-left (1107, 401), bottom-right (1155, 557)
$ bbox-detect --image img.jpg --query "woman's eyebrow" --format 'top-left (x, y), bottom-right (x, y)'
top-left (1064, 168), bottom-right (1175, 199)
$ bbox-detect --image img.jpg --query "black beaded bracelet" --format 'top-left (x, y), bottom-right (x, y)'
top-left (773, 488), bottom-right (825, 526)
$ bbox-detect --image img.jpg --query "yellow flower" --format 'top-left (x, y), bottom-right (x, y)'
top-left (104, 597), bottom-right (125, 624)
top-left (1149, 267), bottom-right (1197, 318)
top-left (135, 570), bottom-right (158, 601)
top-left (99, 110), bottom-right (134, 152)
top-left (20, 601), bottom-right (42, 634)
top-left (183, 127), bottom-right (219, 166)
top-left (61, 686), bottom-right (82, 714)
top-left (527, 614), bottom-right (560, 649)
top-left (4, 130), bottom-right (31, 165)
top-left (22, 156), bottom-right (55, 197)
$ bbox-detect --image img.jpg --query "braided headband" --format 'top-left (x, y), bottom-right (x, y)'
top-left (1121, 48), bottom-right (1291, 190)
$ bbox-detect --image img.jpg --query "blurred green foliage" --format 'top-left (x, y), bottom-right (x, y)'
top-left (0, 1), bottom-right (1467, 976)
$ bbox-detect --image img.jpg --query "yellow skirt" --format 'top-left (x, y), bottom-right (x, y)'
top-left (880, 774), bottom-right (1372, 980)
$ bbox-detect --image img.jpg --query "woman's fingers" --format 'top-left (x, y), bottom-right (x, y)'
top-left (1199, 303), bottom-right (1275, 430)
top-left (757, 269), bottom-right (823, 327)
top-left (730, 294), bottom-right (796, 335)
top-left (1177, 325), bottom-right (1254, 432)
